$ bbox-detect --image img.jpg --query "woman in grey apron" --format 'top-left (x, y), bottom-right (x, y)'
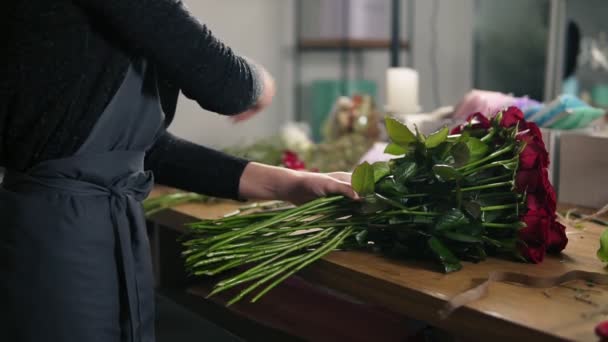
top-left (1, 2), bottom-right (357, 341)
top-left (1, 60), bottom-right (162, 341)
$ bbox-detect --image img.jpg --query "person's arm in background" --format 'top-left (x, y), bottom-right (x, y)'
top-left (73, 0), bottom-right (264, 115)
top-left (74, 0), bottom-right (356, 202)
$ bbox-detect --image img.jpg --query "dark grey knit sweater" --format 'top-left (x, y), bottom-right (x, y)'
top-left (0, 0), bottom-right (263, 199)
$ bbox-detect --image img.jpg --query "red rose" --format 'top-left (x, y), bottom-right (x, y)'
top-left (450, 112), bottom-right (490, 134)
top-left (520, 121), bottom-right (543, 141)
top-left (525, 192), bottom-right (542, 211)
top-left (500, 106), bottom-right (525, 128)
top-left (515, 169), bottom-right (542, 193)
top-left (521, 244), bottom-right (546, 264)
top-left (282, 150), bottom-right (307, 170)
top-left (516, 124), bottom-right (549, 169)
top-left (518, 208), bottom-right (551, 263)
top-left (517, 134), bottom-right (549, 169)
top-left (541, 171), bottom-right (557, 212)
top-left (517, 169), bottom-right (556, 212)
top-left (546, 220), bottom-right (568, 253)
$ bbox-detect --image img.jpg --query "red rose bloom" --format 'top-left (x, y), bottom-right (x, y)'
top-left (515, 169), bottom-right (543, 193)
top-left (450, 112), bottom-right (490, 134)
top-left (546, 221), bottom-right (568, 253)
top-left (517, 134), bottom-right (549, 169)
top-left (496, 106), bottom-right (568, 260)
top-left (518, 208), bottom-right (551, 263)
top-left (541, 170), bottom-right (557, 212)
top-left (456, 107), bottom-right (567, 262)
top-left (500, 106), bottom-right (525, 128)
top-left (520, 121), bottom-right (544, 141)
top-left (282, 150), bottom-right (307, 170)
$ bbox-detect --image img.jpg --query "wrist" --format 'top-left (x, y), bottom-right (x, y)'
top-left (238, 162), bottom-right (300, 201)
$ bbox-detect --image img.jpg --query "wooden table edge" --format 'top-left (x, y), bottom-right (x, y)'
top-left (147, 204), bottom-right (575, 342)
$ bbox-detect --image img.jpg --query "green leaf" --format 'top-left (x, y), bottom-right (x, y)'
top-left (441, 231), bottom-right (483, 243)
top-left (359, 195), bottom-right (390, 214)
top-left (385, 117), bottom-right (416, 146)
top-left (393, 161), bottom-right (418, 183)
top-left (355, 230), bottom-right (369, 246)
top-left (451, 142), bottom-right (470, 167)
top-left (425, 126), bottom-right (449, 149)
top-left (427, 237), bottom-right (462, 273)
top-left (462, 200), bottom-right (482, 220)
top-left (375, 176), bottom-right (408, 196)
top-left (384, 143), bottom-right (407, 156)
top-left (432, 164), bottom-right (463, 182)
top-left (352, 162), bottom-right (375, 196)
top-left (466, 137), bottom-right (490, 162)
top-left (372, 162), bottom-right (391, 183)
top-left (457, 131), bottom-right (471, 143)
top-left (414, 125), bottom-right (426, 143)
top-left (597, 229), bottom-right (608, 262)
top-left (435, 209), bottom-right (470, 231)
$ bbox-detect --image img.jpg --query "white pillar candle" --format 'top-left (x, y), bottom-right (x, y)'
top-left (386, 67), bottom-right (420, 114)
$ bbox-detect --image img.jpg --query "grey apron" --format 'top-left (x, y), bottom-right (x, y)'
top-left (0, 60), bottom-right (164, 342)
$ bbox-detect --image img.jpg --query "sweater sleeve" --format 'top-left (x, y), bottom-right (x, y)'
top-left (73, 0), bottom-right (262, 115)
top-left (144, 129), bottom-right (249, 200)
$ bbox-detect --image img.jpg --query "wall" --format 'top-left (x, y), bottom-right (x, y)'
top-left (169, 0), bottom-right (474, 147)
top-left (412, 0), bottom-right (474, 111)
top-left (297, 0), bottom-right (475, 115)
top-left (168, 0), bottom-right (295, 148)
top-left (474, 0), bottom-right (550, 100)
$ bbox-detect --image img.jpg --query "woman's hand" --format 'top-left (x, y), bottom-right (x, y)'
top-left (238, 162), bottom-right (358, 205)
top-left (231, 64), bottom-right (276, 123)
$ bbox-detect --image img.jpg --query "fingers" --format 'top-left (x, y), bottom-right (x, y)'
top-left (327, 172), bottom-right (352, 183)
top-left (231, 109), bottom-right (258, 123)
top-left (324, 178), bottom-right (359, 200)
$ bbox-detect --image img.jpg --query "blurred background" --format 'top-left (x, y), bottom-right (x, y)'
top-left (169, 0), bottom-right (608, 148)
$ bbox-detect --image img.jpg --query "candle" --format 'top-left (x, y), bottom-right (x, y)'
top-left (386, 67), bottom-right (420, 114)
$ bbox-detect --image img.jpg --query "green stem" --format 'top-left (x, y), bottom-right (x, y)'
top-left (374, 193), bottom-right (410, 210)
top-left (483, 222), bottom-right (521, 228)
top-left (480, 128), bottom-right (496, 143)
top-left (462, 157), bottom-right (519, 177)
top-left (457, 145), bottom-right (514, 171)
top-left (207, 256), bottom-right (303, 295)
top-left (203, 196), bottom-right (342, 252)
top-left (225, 229), bottom-right (341, 306)
top-left (460, 181), bottom-right (513, 193)
top-left (471, 173), bottom-right (513, 185)
top-left (219, 228), bottom-right (335, 286)
top-left (476, 192), bottom-right (521, 199)
top-left (480, 203), bottom-right (521, 212)
top-left (226, 227), bottom-right (352, 306)
top-left (383, 209), bottom-right (441, 217)
top-left (194, 252), bottom-right (280, 276)
top-left (249, 227), bottom-right (354, 303)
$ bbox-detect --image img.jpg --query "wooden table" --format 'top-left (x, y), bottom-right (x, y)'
top-left (148, 187), bottom-right (608, 342)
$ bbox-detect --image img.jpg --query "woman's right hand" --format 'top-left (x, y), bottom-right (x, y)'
top-left (231, 64), bottom-right (276, 123)
top-left (238, 163), bottom-right (359, 205)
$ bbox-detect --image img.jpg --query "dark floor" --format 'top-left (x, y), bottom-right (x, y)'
top-left (156, 295), bottom-right (242, 342)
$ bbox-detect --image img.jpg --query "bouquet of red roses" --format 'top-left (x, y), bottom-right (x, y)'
top-left (182, 107), bottom-right (567, 305)
top-left (450, 107), bottom-right (567, 262)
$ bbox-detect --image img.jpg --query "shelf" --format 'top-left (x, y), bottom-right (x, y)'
top-left (298, 39), bottom-right (409, 51)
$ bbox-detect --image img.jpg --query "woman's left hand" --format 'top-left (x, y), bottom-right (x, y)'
top-left (238, 162), bottom-right (359, 205)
